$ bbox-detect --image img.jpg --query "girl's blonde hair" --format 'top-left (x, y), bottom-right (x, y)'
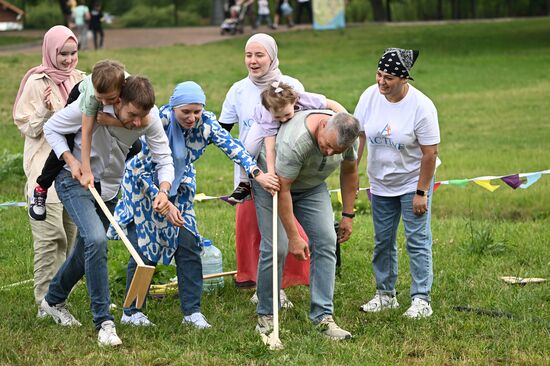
top-left (261, 81), bottom-right (299, 112)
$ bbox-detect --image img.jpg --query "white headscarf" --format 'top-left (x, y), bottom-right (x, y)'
top-left (245, 33), bottom-right (282, 89)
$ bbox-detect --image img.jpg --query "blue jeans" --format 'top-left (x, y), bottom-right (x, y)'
top-left (123, 222), bottom-right (203, 316)
top-left (252, 181), bottom-right (337, 323)
top-left (371, 181), bottom-right (435, 301)
top-left (45, 169), bottom-right (116, 329)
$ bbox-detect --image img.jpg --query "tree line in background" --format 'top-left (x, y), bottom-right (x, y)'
top-left (8, 0), bottom-right (550, 29)
top-left (362, 0), bottom-right (550, 22)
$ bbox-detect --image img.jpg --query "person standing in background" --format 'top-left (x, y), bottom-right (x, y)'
top-left (295, 0), bottom-right (312, 24)
top-left (72, 0), bottom-right (90, 50)
top-left (273, 0), bottom-right (294, 29)
top-left (59, 0), bottom-right (73, 27)
top-left (239, 0), bottom-right (258, 30)
top-left (256, 0), bottom-right (273, 28)
top-left (89, 2), bottom-right (104, 50)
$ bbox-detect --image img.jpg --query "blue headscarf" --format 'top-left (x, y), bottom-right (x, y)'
top-left (166, 81), bottom-right (206, 196)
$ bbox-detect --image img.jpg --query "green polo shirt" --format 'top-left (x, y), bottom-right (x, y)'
top-left (266, 110), bottom-right (357, 192)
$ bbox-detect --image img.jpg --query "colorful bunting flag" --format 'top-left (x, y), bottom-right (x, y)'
top-left (501, 174), bottom-right (522, 189)
top-left (1, 170), bottom-right (549, 209)
top-left (520, 173), bottom-right (542, 189)
top-left (449, 179), bottom-right (470, 187)
top-left (474, 180), bottom-right (500, 192)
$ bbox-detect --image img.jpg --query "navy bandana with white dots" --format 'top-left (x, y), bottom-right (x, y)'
top-left (378, 48), bottom-right (419, 80)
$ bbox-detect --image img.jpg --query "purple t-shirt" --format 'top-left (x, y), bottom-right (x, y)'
top-left (253, 91), bottom-right (327, 137)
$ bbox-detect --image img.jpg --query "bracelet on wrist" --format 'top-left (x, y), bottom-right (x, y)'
top-left (342, 212), bottom-right (355, 219)
top-left (159, 188), bottom-right (170, 196)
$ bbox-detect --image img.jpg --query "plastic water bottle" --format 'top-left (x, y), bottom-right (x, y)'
top-left (201, 239), bottom-right (224, 292)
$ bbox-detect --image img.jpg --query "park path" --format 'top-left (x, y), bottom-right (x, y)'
top-left (0, 24), bottom-right (311, 56)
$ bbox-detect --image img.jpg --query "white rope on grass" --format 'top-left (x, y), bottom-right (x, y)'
top-left (0, 278), bottom-right (32, 290)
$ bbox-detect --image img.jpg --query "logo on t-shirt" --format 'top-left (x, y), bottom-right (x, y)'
top-left (368, 122), bottom-right (404, 150)
top-left (380, 123), bottom-right (392, 137)
top-left (243, 118), bottom-right (255, 128)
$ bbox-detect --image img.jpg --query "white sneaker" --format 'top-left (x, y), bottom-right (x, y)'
top-left (360, 293), bottom-right (399, 313)
top-left (403, 298), bottom-right (433, 319)
top-left (98, 320), bottom-right (122, 346)
top-left (183, 312), bottom-right (211, 329)
top-left (40, 298), bottom-right (81, 326)
top-left (316, 315), bottom-right (352, 340)
top-left (121, 312), bottom-right (155, 326)
top-left (37, 307), bottom-right (48, 319)
top-left (250, 289), bottom-right (294, 309)
top-left (255, 315), bottom-right (273, 335)
top-left (250, 292), bottom-right (258, 304)
top-left (279, 289), bottom-right (294, 309)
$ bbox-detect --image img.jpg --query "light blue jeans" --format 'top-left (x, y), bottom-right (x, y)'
top-left (45, 169), bottom-right (115, 329)
top-left (371, 181), bottom-right (434, 302)
top-left (252, 181), bottom-right (337, 323)
top-left (123, 222), bottom-right (203, 316)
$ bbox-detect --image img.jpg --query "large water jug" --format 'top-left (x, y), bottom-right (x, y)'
top-left (201, 239), bottom-right (224, 292)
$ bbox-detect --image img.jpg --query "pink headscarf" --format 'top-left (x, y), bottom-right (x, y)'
top-left (13, 25), bottom-right (78, 114)
top-left (245, 33), bottom-right (282, 89)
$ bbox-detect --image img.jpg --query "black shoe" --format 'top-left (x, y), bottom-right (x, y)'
top-left (227, 182), bottom-right (251, 204)
top-left (29, 186), bottom-right (47, 221)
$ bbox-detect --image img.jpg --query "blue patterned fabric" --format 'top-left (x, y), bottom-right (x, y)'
top-left (108, 106), bottom-right (258, 264)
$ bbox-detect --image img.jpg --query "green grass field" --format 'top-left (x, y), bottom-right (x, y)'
top-left (0, 36), bottom-right (40, 47)
top-left (0, 19), bottom-right (549, 365)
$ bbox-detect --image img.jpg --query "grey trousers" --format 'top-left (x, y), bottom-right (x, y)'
top-left (30, 202), bottom-right (76, 305)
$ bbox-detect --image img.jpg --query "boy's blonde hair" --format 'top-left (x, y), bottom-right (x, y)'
top-left (261, 82), bottom-right (299, 112)
top-left (91, 60), bottom-right (125, 94)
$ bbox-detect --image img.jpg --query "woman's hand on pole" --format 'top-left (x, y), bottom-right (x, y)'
top-left (255, 171), bottom-right (280, 195)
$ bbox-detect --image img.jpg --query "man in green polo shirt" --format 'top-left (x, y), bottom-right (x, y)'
top-left (251, 110), bottom-right (360, 340)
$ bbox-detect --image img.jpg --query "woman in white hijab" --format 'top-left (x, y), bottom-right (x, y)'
top-left (219, 33), bottom-right (309, 304)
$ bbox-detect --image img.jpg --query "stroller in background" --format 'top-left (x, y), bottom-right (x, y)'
top-left (220, 1), bottom-right (250, 35)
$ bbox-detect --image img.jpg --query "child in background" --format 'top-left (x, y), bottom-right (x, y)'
top-left (227, 81), bottom-right (347, 203)
top-left (29, 60), bottom-right (127, 220)
top-left (256, 0), bottom-right (273, 28)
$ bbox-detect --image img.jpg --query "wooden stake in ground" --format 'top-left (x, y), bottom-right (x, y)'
top-left (89, 186), bottom-right (155, 308)
top-left (261, 192), bottom-right (283, 350)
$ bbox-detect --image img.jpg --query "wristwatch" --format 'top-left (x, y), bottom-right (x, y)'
top-left (159, 188), bottom-right (170, 196)
top-left (416, 189), bottom-right (426, 197)
top-left (249, 168), bottom-right (262, 179)
top-left (342, 212), bottom-right (355, 219)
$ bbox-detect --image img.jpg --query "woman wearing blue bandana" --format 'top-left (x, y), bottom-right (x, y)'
top-left (110, 81), bottom-right (279, 328)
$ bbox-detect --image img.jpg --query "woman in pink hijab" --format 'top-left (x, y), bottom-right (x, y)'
top-left (13, 25), bottom-right (85, 317)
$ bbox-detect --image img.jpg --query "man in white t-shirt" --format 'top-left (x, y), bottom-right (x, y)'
top-left (354, 48), bottom-right (440, 319)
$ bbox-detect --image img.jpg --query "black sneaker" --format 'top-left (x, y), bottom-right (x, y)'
top-left (227, 182), bottom-right (251, 204)
top-left (29, 186), bottom-right (47, 221)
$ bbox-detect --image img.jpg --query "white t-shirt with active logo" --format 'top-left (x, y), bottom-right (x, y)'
top-left (220, 75), bottom-right (304, 186)
top-left (354, 84), bottom-right (440, 197)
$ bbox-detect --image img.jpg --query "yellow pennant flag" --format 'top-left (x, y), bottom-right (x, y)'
top-left (337, 191), bottom-right (343, 205)
top-left (474, 180), bottom-right (500, 192)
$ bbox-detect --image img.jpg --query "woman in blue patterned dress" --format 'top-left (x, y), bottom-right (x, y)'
top-left (110, 81), bottom-right (279, 328)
